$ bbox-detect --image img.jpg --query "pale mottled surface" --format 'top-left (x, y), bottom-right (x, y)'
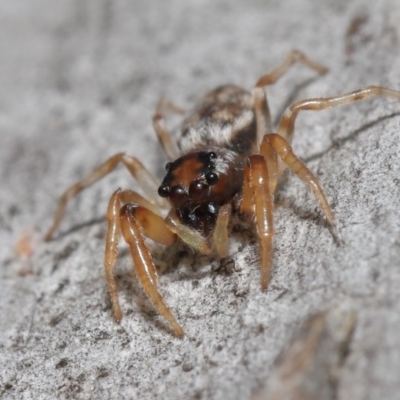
top-left (1, 1), bottom-right (400, 399)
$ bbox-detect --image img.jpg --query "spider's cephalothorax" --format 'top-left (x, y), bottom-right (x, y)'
top-left (158, 148), bottom-right (244, 234)
top-left (44, 50), bottom-right (400, 337)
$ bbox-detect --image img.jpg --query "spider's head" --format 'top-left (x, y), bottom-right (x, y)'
top-left (158, 149), bottom-right (243, 209)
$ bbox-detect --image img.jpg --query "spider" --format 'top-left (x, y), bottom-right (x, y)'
top-left (44, 50), bottom-right (400, 337)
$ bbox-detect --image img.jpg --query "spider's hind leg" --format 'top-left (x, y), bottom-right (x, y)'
top-left (278, 86), bottom-right (400, 143)
top-left (152, 98), bottom-right (186, 161)
top-left (253, 50), bottom-right (328, 143)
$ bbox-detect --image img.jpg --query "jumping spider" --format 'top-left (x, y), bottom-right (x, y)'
top-left (44, 50), bottom-right (400, 336)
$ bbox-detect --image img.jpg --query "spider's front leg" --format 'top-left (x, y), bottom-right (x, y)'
top-left (241, 155), bottom-right (274, 289)
top-left (106, 189), bottom-right (215, 337)
top-left (105, 189), bottom-right (184, 337)
top-left (241, 135), bottom-right (335, 291)
top-left (44, 152), bottom-right (169, 241)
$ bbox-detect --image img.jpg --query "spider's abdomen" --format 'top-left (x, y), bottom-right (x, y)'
top-left (178, 85), bottom-right (257, 157)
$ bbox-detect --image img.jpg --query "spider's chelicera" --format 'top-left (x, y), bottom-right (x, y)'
top-left (44, 50), bottom-right (400, 336)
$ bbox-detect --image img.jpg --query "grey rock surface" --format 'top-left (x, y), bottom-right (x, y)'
top-left (1, 0), bottom-right (400, 399)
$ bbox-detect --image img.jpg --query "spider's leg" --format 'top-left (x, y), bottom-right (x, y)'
top-left (256, 50), bottom-right (328, 88)
top-left (153, 115), bottom-right (181, 161)
top-left (213, 203), bottom-right (232, 258)
top-left (265, 133), bottom-right (334, 225)
top-left (278, 86), bottom-right (400, 143)
top-left (107, 189), bottom-right (184, 336)
top-left (153, 98), bottom-right (185, 160)
top-left (241, 155), bottom-right (274, 290)
top-left (260, 133), bottom-right (280, 195)
top-left (104, 190), bottom-right (123, 322)
top-left (253, 86), bottom-right (273, 140)
top-left (156, 98), bottom-right (186, 116)
top-left (44, 152), bottom-right (168, 241)
top-left (105, 189), bottom-right (175, 324)
top-left (253, 50), bottom-right (327, 139)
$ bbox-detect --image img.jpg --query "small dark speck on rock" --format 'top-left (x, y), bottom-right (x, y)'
top-left (182, 363), bottom-right (194, 372)
top-left (54, 278), bottom-right (70, 295)
top-left (101, 95), bottom-right (114, 107)
top-left (94, 227), bottom-right (106, 240)
top-left (94, 331), bottom-right (111, 341)
top-left (97, 368), bottom-right (109, 378)
top-left (234, 287), bottom-right (249, 298)
top-left (8, 205), bottom-right (20, 217)
top-left (55, 358), bottom-right (69, 369)
top-left (67, 383), bottom-right (83, 394)
top-left (371, 268), bottom-right (380, 281)
top-left (192, 280), bottom-right (199, 288)
top-left (193, 390), bottom-right (204, 400)
top-left (49, 312), bottom-right (66, 326)
top-left (56, 341), bottom-right (67, 350)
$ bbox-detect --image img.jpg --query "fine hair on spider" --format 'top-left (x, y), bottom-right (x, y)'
top-left (44, 50), bottom-right (400, 337)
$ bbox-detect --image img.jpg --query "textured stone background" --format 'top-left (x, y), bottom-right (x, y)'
top-left (1, 0), bottom-right (400, 399)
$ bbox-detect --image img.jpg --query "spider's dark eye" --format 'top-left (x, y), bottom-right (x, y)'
top-left (189, 180), bottom-right (208, 201)
top-left (205, 172), bottom-right (219, 185)
top-left (170, 185), bottom-right (188, 206)
top-left (165, 162), bottom-right (172, 171)
top-left (158, 185), bottom-right (170, 198)
top-left (208, 151), bottom-right (217, 159)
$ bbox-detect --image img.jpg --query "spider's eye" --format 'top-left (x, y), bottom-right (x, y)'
top-left (189, 180), bottom-right (208, 201)
top-left (158, 185), bottom-right (170, 198)
top-left (208, 151), bottom-right (217, 159)
top-left (170, 185), bottom-right (188, 206)
top-left (165, 162), bottom-right (172, 171)
top-left (205, 172), bottom-right (219, 185)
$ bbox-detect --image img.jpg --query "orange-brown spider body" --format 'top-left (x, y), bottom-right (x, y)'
top-left (44, 50), bottom-right (400, 337)
top-left (158, 86), bottom-right (255, 235)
